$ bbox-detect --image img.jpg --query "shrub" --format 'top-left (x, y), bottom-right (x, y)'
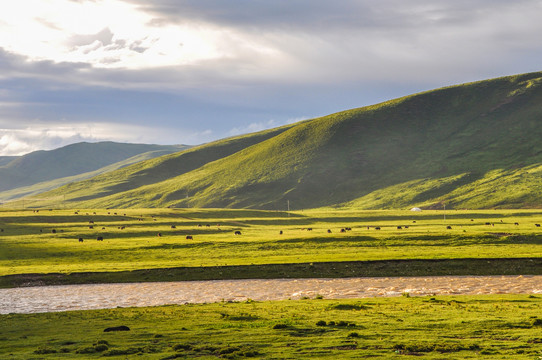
top-left (347, 332), bottom-right (360, 338)
top-left (94, 344), bottom-right (109, 352)
top-left (173, 343), bottom-right (192, 351)
top-left (34, 346), bottom-right (57, 354)
top-left (316, 320), bottom-right (327, 326)
top-left (273, 324), bottom-right (288, 329)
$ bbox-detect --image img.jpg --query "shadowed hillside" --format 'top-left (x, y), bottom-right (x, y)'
top-left (0, 142), bottom-right (187, 197)
top-left (30, 72), bottom-right (542, 209)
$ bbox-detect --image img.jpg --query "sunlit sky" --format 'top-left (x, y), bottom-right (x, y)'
top-left (1, 0), bottom-right (542, 155)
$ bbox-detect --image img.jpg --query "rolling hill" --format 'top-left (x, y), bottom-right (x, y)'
top-left (0, 142), bottom-right (188, 201)
top-left (24, 71), bottom-right (542, 210)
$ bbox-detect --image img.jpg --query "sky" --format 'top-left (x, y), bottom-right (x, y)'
top-left (1, 0), bottom-right (542, 156)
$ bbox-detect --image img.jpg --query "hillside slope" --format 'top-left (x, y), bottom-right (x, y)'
top-left (0, 142), bottom-right (187, 196)
top-left (34, 71), bottom-right (542, 210)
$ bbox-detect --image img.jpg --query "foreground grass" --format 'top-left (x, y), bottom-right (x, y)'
top-left (0, 208), bottom-right (541, 280)
top-left (1, 295), bottom-right (541, 359)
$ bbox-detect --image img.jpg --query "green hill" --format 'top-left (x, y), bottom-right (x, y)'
top-left (0, 142), bottom-right (187, 199)
top-left (30, 71), bottom-right (542, 210)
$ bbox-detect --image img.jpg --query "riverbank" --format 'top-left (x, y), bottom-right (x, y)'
top-left (2, 294), bottom-right (542, 359)
top-left (2, 257), bottom-right (541, 288)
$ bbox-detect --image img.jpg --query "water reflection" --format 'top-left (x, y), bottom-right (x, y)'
top-left (1, 275), bottom-right (541, 314)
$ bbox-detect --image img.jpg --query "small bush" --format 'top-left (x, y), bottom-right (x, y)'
top-left (34, 346), bottom-right (57, 354)
top-left (273, 324), bottom-right (289, 329)
top-left (75, 346), bottom-right (97, 354)
top-left (316, 320), bottom-right (327, 326)
top-left (531, 318), bottom-right (542, 327)
top-left (331, 304), bottom-right (368, 311)
top-left (347, 332), bottom-right (360, 338)
top-left (94, 344), bottom-right (109, 352)
top-left (173, 343), bottom-right (192, 351)
top-left (102, 347), bottom-right (140, 356)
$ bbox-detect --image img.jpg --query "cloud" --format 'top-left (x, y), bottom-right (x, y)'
top-left (0, 122), bottom-right (214, 156)
top-left (1, 0), bottom-right (542, 156)
top-left (67, 27), bottom-right (114, 47)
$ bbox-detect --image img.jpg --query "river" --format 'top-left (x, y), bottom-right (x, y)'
top-left (1, 275), bottom-right (541, 314)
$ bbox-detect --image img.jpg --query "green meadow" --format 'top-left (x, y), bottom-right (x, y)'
top-left (1, 207), bottom-right (542, 359)
top-left (1, 208), bottom-right (541, 282)
top-left (1, 295), bottom-right (542, 359)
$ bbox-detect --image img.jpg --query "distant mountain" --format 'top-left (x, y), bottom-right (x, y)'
top-left (0, 156), bottom-right (16, 167)
top-left (0, 142), bottom-right (188, 200)
top-left (28, 71), bottom-right (542, 209)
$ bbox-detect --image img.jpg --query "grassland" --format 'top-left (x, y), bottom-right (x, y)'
top-left (1, 295), bottom-right (542, 359)
top-left (1, 208), bottom-right (541, 287)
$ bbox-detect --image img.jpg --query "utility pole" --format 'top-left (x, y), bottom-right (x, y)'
top-left (287, 200), bottom-right (290, 216)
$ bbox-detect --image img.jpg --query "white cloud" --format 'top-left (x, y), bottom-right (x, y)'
top-left (0, 0), bottom-right (278, 70)
top-left (0, 122), bottom-right (217, 156)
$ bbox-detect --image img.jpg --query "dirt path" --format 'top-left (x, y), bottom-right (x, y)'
top-left (1, 275), bottom-right (541, 314)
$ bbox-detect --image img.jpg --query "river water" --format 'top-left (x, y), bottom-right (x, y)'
top-left (1, 275), bottom-right (541, 314)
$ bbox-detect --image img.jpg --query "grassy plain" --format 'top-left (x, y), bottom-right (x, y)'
top-left (0, 208), bottom-right (541, 283)
top-left (1, 295), bottom-right (542, 359)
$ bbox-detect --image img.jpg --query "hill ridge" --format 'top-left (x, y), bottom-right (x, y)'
top-left (22, 71), bottom-right (542, 209)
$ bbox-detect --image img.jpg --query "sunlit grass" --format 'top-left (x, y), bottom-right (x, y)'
top-left (1, 208), bottom-right (541, 276)
top-left (1, 295), bottom-right (541, 359)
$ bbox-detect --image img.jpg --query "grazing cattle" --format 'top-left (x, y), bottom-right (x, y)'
top-left (74, 211), bottom-right (79, 215)
top-left (97, 236), bottom-right (103, 241)
top-left (307, 228), bottom-right (313, 231)
top-left (78, 238), bottom-right (83, 242)
top-left (89, 221), bottom-right (94, 224)
top-left (345, 227), bottom-right (352, 231)
top-left (93, 212), bottom-right (96, 215)
top-left (186, 235), bottom-right (193, 240)
top-left (206, 224), bottom-right (211, 227)
top-left (234, 231), bottom-right (242, 235)
top-left (340, 228), bottom-right (346, 233)
top-left (485, 222), bottom-right (491, 225)
top-left (412, 221), bottom-right (416, 223)
top-left (367, 226), bottom-right (370, 230)
top-left (171, 225), bottom-right (176, 229)
top-left (157, 233), bottom-right (162, 237)
top-left (102, 227), bottom-right (106, 230)
top-left (404, 226), bottom-right (409, 229)
top-left (279, 230), bottom-right (283, 235)
top-left (514, 222), bottom-right (519, 226)
top-left (446, 225), bottom-right (452, 230)
top-left (327, 229), bottom-right (332, 233)
top-left (397, 226), bottom-right (402, 230)
top-left (198, 224), bottom-right (202, 227)
top-left (375, 227), bottom-right (381, 230)
top-left (536, 224), bottom-right (541, 227)
top-left (51, 229), bottom-right (56, 234)
top-left (89, 226), bottom-right (94, 229)
top-left (471, 219), bottom-right (474, 222)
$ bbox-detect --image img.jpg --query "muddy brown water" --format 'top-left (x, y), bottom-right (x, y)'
top-left (1, 275), bottom-right (541, 314)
